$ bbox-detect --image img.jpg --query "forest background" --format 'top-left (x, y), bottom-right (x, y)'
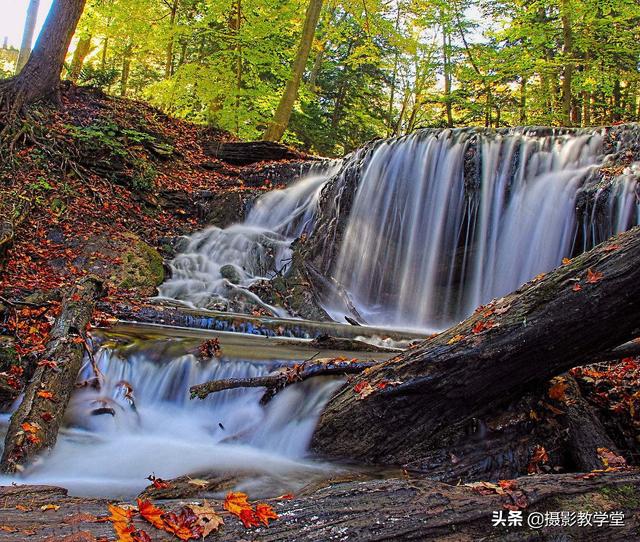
top-left (2, 0), bottom-right (639, 156)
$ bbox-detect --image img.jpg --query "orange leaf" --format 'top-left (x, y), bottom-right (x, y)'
top-left (276, 493), bottom-right (294, 500)
top-left (137, 499), bottom-right (164, 530)
top-left (239, 508), bottom-right (260, 528)
top-left (37, 390), bottom-right (55, 400)
top-left (255, 503), bottom-right (278, 526)
top-left (223, 492), bottom-right (252, 517)
top-left (562, 257), bottom-right (572, 265)
top-left (447, 334), bottom-right (464, 345)
top-left (106, 504), bottom-right (134, 525)
top-left (586, 268), bottom-right (604, 284)
top-left (603, 244), bottom-right (621, 252)
top-left (21, 422), bottom-right (39, 434)
top-left (572, 283), bottom-right (582, 292)
top-left (548, 380), bottom-right (568, 401)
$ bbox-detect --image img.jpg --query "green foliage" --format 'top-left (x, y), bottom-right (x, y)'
top-left (69, 0), bottom-right (639, 154)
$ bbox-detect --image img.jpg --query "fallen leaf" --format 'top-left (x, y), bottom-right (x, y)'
top-left (597, 447), bottom-right (627, 470)
top-left (604, 244), bottom-right (621, 252)
top-left (447, 334), bottom-right (464, 345)
top-left (562, 257), bottom-right (572, 265)
top-left (186, 478), bottom-right (209, 488)
top-left (137, 500), bottom-right (164, 530)
top-left (239, 508), bottom-right (260, 528)
top-left (188, 501), bottom-right (224, 537)
top-left (21, 422), bottom-right (40, 434)
top-left (40, 504), bottom-right (60, 511)
top-left (37, 390), bottom-right (55, 400)
top-left (15, 504), bottom-right (32, 512)
top-left (0, 525), bottom-right (18, 533)
top-left (548, 380), bottom-right (568, 402)
top-left (276, 493), bottom-right (294, 500)
top-left (572, 283), bottom-right (582, 292)
top-left (586, 268), bottom-right (604, 284)
top-left (255, 503), bottom-right (278, 526)
top-left (105, 504), bottom-right (134, 524)
top-left (161, 507), bottom-right (203, 540)
top-left (223, 492), bottom-right (252, 517)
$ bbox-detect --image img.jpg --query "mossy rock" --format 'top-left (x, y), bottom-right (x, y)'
top-left (113, 234), bottom-right (165, 291)
top-left (0, 341), bottom-right (19, 372)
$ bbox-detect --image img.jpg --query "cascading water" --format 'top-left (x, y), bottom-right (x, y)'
top-left (159, 127), bottom-right (638, 332)
top-left (0, 328), bottom-right (343, 497)
top-left (158, 164), bottom-right (339, 312)
top-left (324, 129), bottom-right (639, 330)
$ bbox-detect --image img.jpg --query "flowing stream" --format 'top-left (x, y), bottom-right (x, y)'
top-left (0, 326), bottom-right (354, 498)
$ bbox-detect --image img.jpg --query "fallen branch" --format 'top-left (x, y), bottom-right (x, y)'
top-left (0, 276), bottom-right (103, 473)
top-left (190, 358), bottom-right (377, 403)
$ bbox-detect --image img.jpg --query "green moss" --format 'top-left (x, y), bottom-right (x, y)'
top-left (116, 235), bottom-right (165, 290)
top-left (0, 342), bottom-right (19, 372)
top-left (599, 485), bottom-right (640, 508)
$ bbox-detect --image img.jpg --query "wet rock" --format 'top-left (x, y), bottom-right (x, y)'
top-left (220, 264), bottom-right (241, 284)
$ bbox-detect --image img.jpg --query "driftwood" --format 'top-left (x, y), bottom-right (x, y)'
top-left (0, 277), bottom-right (103, 473)
top-left (0, 471), bottom-right (638, 541)
top-left (203, 141), bottom-right (305, 166)
top-left (311, 227), bottom-right (640, 473)
top-left (190, 358), bottom-right (377, 403)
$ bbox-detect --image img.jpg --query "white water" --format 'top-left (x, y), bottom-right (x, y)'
top-left (158, 165), bottom-right (339, 312)
top-left (159, 129), bottom-right (638, 332)
top-left (0, 335), bottom-right (342, 498)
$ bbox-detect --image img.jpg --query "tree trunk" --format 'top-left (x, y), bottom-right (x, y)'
top-left (263, 0), bottom-right (323, 141)
top-left (15, 0), bottom-right (41, 74)
top-left (68, 34), bottom-right (92, 83)
top-left (1, 0), bottom-right (86, 113)
top-left (120, 43), bottom-right (133, 97)
top-left (165, 0), bottom-right (179, 78)
top-left (442, 20), bottom-right (453, 128)
top-left (560, 0), bottom-right (574, 125)
top-left (0, 277), bottom-right (103, 473)
top-left (0, 471), bottom-right (638, 541)
top-left (519, 77), bottom-right (527, 125)
top-left (312, 227), bottom-right (640, 469)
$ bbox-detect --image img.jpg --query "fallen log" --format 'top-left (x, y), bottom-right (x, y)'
top-left (0, 277), bottom-right (103, 473)
top-left (312, 227), bottom-right (640, 471)
top-left (0, 471), bottom-right (638, 541)
top-left (190, 358), bottom-right (377, 403)
top-left (203, 141), bottom-right (306, 166)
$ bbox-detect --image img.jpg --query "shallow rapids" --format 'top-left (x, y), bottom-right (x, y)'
top-left (0, 327), bottom-right (344, 498)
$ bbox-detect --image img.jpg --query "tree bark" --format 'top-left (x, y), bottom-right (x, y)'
top-left (165, 0), bottom-right (179, 78)
top-left (15, 0), bottom-right (41, 74)
top-left (0, 471), bottom-right (638, 541)
top-left (68, 34), bottom-right (92, 83)
top-left (312, 227), bottom-right (640, 468)
top-left (0, 277), bottom-right (103, 474)
top-left (560, 0), bottom-right (574, 126)
top-left (263, 0), bottom-right (323, 141)
top-left (1, 0), bottom-right (86, 114)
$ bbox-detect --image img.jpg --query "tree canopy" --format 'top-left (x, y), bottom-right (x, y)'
top-left (9, 0), bottom-right (640, 155)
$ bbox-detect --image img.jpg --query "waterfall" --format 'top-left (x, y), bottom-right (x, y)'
top-left (324, 129), bottom-right (639, 330)
top-left (159, 127), bottom-right (639, 332)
